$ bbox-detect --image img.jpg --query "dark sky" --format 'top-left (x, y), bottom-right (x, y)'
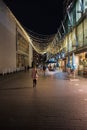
top-left (3, 0), bottom-right (64, 35)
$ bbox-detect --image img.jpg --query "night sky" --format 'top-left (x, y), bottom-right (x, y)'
top-left (3, 0), bottom-right (64, 35)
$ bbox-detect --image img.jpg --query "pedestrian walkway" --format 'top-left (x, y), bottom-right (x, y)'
top-left (0, 69), bottom-right (87, 130)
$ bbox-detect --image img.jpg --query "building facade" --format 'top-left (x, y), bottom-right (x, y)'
top-left (0, 0), bottom-right (33, 74)
top-left (57, 0), bottom-right (87, 76)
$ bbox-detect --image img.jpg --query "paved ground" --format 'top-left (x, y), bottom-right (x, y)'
top-left (0, 69), bottom-right (87, 130)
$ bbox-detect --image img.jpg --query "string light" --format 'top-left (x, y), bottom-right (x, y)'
top-left (6, 5), bottom-right (64, 55)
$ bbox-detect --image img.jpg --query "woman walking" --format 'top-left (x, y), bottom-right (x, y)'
top-left (31, 65), bottom-right (38, 87)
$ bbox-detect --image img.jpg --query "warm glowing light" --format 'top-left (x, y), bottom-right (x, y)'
top-left (6, 6), bottom-right (64, 55)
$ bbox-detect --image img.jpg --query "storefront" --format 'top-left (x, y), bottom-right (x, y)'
top-left (16, 31), bottom-right (29, 68)
top-left (78, 52), bottom-right (87, 76)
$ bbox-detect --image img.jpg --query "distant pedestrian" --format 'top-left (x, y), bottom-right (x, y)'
top-left (27, 65), bottom-right (29, 71)
top-left (43, 64), bottom-right (46, 76)
top-left (31, 65), bottom-right (38, 87)
top-left (25, 66), bottom-right (27, 72)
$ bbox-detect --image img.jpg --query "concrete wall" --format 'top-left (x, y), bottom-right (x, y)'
top-left (0, 0), bottom-right (16, 73)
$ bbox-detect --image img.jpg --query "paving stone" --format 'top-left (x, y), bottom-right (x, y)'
top-left (0, 70), bottom-right (87, 129)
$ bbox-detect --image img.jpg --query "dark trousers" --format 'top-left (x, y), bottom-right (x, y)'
top-left (33, 79), bottom-right (37, 87)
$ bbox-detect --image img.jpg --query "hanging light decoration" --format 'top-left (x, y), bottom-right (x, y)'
top-left (6, 6), bottom-right (66, 56)
top-left (26, 29), bottom-right (56, 54)
top-left (22, 24), bottom-right (65, 55)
